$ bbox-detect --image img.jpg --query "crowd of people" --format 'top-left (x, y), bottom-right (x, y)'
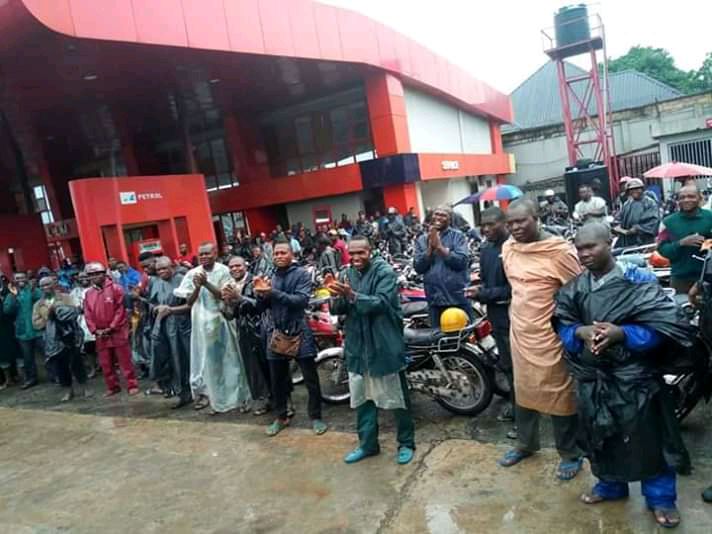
top-left (1, 183), bottom-right (712, 528)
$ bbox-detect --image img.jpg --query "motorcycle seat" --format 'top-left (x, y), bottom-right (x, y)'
top-left (404, 327), bottom-right (444, 346)
top-left (401, 301), bottom-right (429, 317)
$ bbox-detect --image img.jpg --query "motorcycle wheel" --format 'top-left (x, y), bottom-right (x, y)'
top-left (671, 373), bottom-right (704, 422)
top-left (434, 350), bottom-right (493, 416)
top-left (290, 359), bottom-right (304, 385)
top-left (316, 352), bottom-right (350, 404)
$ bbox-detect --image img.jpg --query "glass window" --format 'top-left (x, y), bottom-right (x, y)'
top-left (295, 116), bottom-right (314, 155)
top-left (33, 185), bottom-right (54, 224)
top-left (330, 107), bottom-right (350, 146)
top-left (261, 87), bottom-right (374, 178)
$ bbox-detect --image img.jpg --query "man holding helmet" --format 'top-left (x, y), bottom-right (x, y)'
top-left (84, 262), bottom-right (139, 397)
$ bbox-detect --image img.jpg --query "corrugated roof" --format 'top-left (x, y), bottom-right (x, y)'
top-left (503, 61), bottom-right (682, 133)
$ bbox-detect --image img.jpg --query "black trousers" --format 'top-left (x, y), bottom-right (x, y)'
top-left (240, 327), bottom-right (270, 400)
top-left (492, 327), bottom-right (515, 405)
top-left (269, 357), bottom-right (321, 420)
top-left (54, 347), bottom-right (87, 388)
top-left (516, 404), bottom-right (580, 461)
top-left (18, 338), bottom-right (42, 383)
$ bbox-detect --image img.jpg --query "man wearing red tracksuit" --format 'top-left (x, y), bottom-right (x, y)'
top-left (84, 262), bottom-right (139, 397)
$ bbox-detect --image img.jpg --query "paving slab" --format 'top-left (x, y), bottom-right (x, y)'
top-left (384, 439), bottom-right (712, 534)
top-left (1, 407), bottom-right (711, 533)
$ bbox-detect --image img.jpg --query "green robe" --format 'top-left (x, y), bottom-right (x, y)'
top-left (330, 256), bottom-right (406, 377)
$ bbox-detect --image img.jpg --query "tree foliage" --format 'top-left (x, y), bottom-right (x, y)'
top-left (606, 46), bottom-right (711, 94)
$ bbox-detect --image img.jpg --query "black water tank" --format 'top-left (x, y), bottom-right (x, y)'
top-left (555, 4), bottom-right (590, 48)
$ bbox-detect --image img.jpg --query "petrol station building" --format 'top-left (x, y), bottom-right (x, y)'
top-left (0, 0), bottom-right (513, 270)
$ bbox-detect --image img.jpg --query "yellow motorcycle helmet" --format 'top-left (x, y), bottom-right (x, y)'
top-left (439, 307), bottom-right (469, 333)
top-left (314, 287), bottom-right (331, 299)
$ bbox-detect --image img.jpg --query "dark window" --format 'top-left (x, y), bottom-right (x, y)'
top-left (261, 87), bottom-right (375, 177)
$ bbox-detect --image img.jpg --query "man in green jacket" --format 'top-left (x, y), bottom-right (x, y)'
top-left (3, 272), bottom-right (44, 388)
top-left (658, 184), bottom-right (712, 294)
top-left (329, 236), bottom-right (415, 465)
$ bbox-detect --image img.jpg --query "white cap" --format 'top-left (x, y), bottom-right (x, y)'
top-left (544, 189), bottom-right (555, 197)
top-left (387, 207), bottom-right (397, 214)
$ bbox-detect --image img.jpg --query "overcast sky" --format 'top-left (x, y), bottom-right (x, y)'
top-left (322, 0), bottom-right (711, 94)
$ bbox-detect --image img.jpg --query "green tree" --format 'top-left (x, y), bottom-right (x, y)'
top-left (606, 46), bottom-right (694, 93)
top-left (688, 51), bottom-right (712, 93)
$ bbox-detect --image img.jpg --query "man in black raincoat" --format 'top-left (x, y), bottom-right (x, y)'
top-left (222, 255), bottom-right (271, 415)
top-left (613, 178), bottom-right (660, 248)
top-left (554, 223), bottom-right (692, 529)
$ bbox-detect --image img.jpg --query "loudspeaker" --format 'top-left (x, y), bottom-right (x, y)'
top-left (564, 164), bottom-right (611, 210)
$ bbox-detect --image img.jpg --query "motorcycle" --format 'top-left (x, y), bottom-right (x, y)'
top-left (665, 250), bottom-right (712, 421)
top-left (316, 314), bottom-right (495, 416)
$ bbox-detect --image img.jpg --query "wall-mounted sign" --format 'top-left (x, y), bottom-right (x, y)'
top-left (441, 160), bottom-right (460, 171)
top-left (119, 191), bottom-right (137, 205)
top-left (119, 191), bottom-right (164, 205)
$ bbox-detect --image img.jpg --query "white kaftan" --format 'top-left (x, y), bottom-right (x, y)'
top-left (174, 263), bottom-right (251, 412)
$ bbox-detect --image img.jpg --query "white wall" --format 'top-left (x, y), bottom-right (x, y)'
top-left (417, 179), bottom-right (475, 227)
top-left (286, 192), bottom-right (364, 231)
top-left (404, 87), bottom-right (492, 154)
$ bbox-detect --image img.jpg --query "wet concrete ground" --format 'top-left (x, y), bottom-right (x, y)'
top-left (1, 376), bottom-right (711, 533)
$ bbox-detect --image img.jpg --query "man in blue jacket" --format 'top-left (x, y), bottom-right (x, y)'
top-left (254, 240), bottom-right (327, 437)
top-left (414, 205), bottom-right (471, 326)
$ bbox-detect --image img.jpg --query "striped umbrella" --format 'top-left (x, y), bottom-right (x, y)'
top-left (454, 184), bottom-right (523, 205)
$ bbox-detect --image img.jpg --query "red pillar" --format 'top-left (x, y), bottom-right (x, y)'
top-left (382, 183), bottom-right (419, 217)
top-left (365, 73), bottom-right (411, 156)
top-left (245, 207), bottom-right (280, 236)
top-left (489, 120), bottom-right (504, 155)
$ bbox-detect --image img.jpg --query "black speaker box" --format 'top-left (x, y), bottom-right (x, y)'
top-left (564, 165), bottom-right (611, 210)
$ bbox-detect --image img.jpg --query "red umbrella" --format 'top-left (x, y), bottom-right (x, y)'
top-left (643, 161), bottom-right (712, 179)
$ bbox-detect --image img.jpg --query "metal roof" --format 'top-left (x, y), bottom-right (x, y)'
top-left (503, 61), bottom-right (682, 133)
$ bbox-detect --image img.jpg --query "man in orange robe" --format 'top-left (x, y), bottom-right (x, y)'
top-left (497, 199), bottom-right (584, 481)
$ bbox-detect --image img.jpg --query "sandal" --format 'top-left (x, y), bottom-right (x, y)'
top-left (312, 419), bottom-right (328, 435)
top-left (194, 397), bottom-right (210, 411)
top-left (498, 448), bottom-right (533, 467)
top-left (557, 457), bottom-right (583, 481)
top-left (266, 418), bottom-right (290, 437)
top-left (580, 492), bottom-right (627, 505)
top-left (652, 507), bottom-right (681, 529)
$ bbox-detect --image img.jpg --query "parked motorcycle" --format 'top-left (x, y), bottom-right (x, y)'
top-left (666, 251), bottom-right (712, 421)
top-left (316, 314), bottom-right (495, 416)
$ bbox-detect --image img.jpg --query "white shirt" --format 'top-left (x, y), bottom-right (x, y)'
top-left (574, 196), bottom-right (608, 223)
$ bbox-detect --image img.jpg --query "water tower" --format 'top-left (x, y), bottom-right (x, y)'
top-left (542, 5), bottom-right (619, 200)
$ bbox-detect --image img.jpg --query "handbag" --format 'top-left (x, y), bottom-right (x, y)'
top-left (269, 329), bottom-right (301, 359)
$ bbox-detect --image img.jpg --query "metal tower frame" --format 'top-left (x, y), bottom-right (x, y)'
top-left (543, 14), bottom-right (619, 194)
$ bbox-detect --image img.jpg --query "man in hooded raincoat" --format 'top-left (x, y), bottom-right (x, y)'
top-left (554, 223), bottom-right (692, 529)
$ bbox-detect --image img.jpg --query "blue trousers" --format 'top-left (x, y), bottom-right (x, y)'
top-left (594, 467), bottom-right (676, 509)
